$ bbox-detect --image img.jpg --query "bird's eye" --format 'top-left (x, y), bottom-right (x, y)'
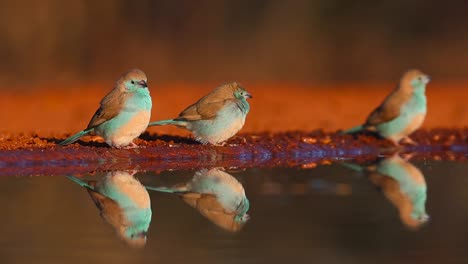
top-left (131, 80), bottom-right (135, 84)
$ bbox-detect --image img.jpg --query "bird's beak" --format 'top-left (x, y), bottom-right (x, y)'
top-left (138, 80), bottom-right (148, 87)
top-left (244, 92), bottom-right (253, 99)
top-left (423, 75), bottom-right (431, 84)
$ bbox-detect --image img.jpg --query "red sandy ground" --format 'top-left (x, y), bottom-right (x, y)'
top-left (0, 82), bottom-right (467, 138)
top-left (0, 83), bottom-right (466, 175)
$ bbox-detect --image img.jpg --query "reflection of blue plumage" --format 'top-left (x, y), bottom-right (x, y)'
top-left (146, 168), bottom-right (250, 231)
top-left (67, 171), bottom-right (152, 248)
top-left (375, 155), bottom-right (428, 224)
top-left (343, 154), bottom-right (429, 229)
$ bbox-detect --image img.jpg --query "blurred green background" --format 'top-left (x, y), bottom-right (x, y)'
top-left (1, 0), bottom-right (467, 85)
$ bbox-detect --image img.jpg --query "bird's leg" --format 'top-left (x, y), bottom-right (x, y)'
top-left (236, 136), bottom-right (247, 144)
top-left (379, 139), bottom-right (403, 153)
top-left (227, 136), bottom-right (247, 147)
top-left (401, 136), bottom-right (418, 145)
top-left (128, 170), bottom-right (138, 176)
top-left (122, 142), bottom-right (139, 149)
top-left (401, 153), bottom-right (415, 161)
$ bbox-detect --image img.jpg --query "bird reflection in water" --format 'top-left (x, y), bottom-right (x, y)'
top-left (67, 170), bottom-right (152, 248)
top-left (146, 168), bottom-right (250, 232)
top-left (344, 154), bottom-right (429, 229)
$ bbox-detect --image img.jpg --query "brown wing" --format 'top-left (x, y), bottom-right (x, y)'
top-left (181, 192), bottom-right (226, 212)
top-left (175, 83), bottom-right (238, 121)
top-left (366, 105), bottom-right (399, 126)
top-left (86, 88), bottom-right (128, 129)
top-left (86, 188), bottom-right (125, 227)
top-left (180, 192), bottom-right (244, 232)
top-left (365, 88), bottom-right (408, 126)
top-left (176, 101), bottom-right (231, 121)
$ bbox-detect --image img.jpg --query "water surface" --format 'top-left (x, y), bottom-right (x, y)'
top-left (0, 158), bottom-right (467, 264)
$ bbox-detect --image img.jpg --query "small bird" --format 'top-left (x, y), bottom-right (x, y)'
top-left (342, 154), bottom-right (429, 229)
top-left (67, 171), bottom-right (152, 248)
top-left (146, 168), bottom-right (250, 232)
top-left (342, 69), bottom-right (430, 145)
top-left (148, 82), bottom-right (252, 145)
top-left (60, 69), bottom-right (152, 148)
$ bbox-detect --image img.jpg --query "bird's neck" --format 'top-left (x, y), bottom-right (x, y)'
top-left (236, 98), bottom-right (250, 115)
top-left (401, 83), bottom-right (426, 100)
top-left (125, 88), bottom-right (152, 111)
top-left (133, 87), bottom-right (151, 97)
top-left (237, 196), bottom-right (249, 214)
top-left (413, 83), bottom-right (426, 94)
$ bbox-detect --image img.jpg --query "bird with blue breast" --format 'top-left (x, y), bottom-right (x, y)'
top-left (342, 69), bottom-right (430, 145)
top-left (59, 68), bottom-right (152, 148)
top-left (148, 82), bottom-right (252, 145)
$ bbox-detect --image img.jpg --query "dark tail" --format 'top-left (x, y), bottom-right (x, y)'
top-left (59, 129), bottom-right (92, 146)
top-left (340, 162), bottom-right (365, 173)
top-left (66, 175), bottom-right (93, 189)
top-left (148, 119), bottom-right (178, 127)
top-left (341, 125), bottom-right (364, 135)
top-left (144, 186), bottom-right (179, 193)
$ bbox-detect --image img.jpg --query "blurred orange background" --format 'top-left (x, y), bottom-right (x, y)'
top-left (0, 1), bottom-right (467, 134)
top-left (0, 82), bottom-right (466, 135)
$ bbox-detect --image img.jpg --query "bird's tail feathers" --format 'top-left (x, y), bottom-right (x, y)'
top-left (340, 162), bottom-right (365, 173)
top-left (145, 184), bottom-right (190, 194)
top-left (66, 175), bottom-right (93, 189)
top-left (145, 186), bottom-right (177, 193)
top-left (59, 129), bottom-right (92, 146)
top-left (341, 125), bottom-right (364, 134)
top-left (148, 119), bottom-right (182, 127)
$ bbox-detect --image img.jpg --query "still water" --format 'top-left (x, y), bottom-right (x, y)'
top-left (0, 156), bottom-right (467, 264)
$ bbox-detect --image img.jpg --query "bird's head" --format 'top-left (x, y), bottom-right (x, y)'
top-left (118, 68), bottom-right (148, 93)
top-left (119, 227), bottom-right (148, 248)
top-left (400, 206), bottom-right (430, 230)
top-left (231, 82), bottom-right (252, 100)
top-left (234, 196), bottom-right (250, 223)
top-left (402, 69), bottom-right (430, 92)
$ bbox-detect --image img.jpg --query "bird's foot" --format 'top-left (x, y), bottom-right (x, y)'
top-left (212, 142), bottom-right (227, 147)
top-left (401, 152), bottom-right (415, 161)
top-left (401, 136), bottom-right (418, 146)
top-left (378, 145), bottom-right (403, 154)
top-left (227, 136), bottom-right (248, 146)
top-left (121, 142), bottom-right (139, 149)
top-left (236, 136), bottom-right (248, 144)
top-left (127, 170), bottom-right (138, 176)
